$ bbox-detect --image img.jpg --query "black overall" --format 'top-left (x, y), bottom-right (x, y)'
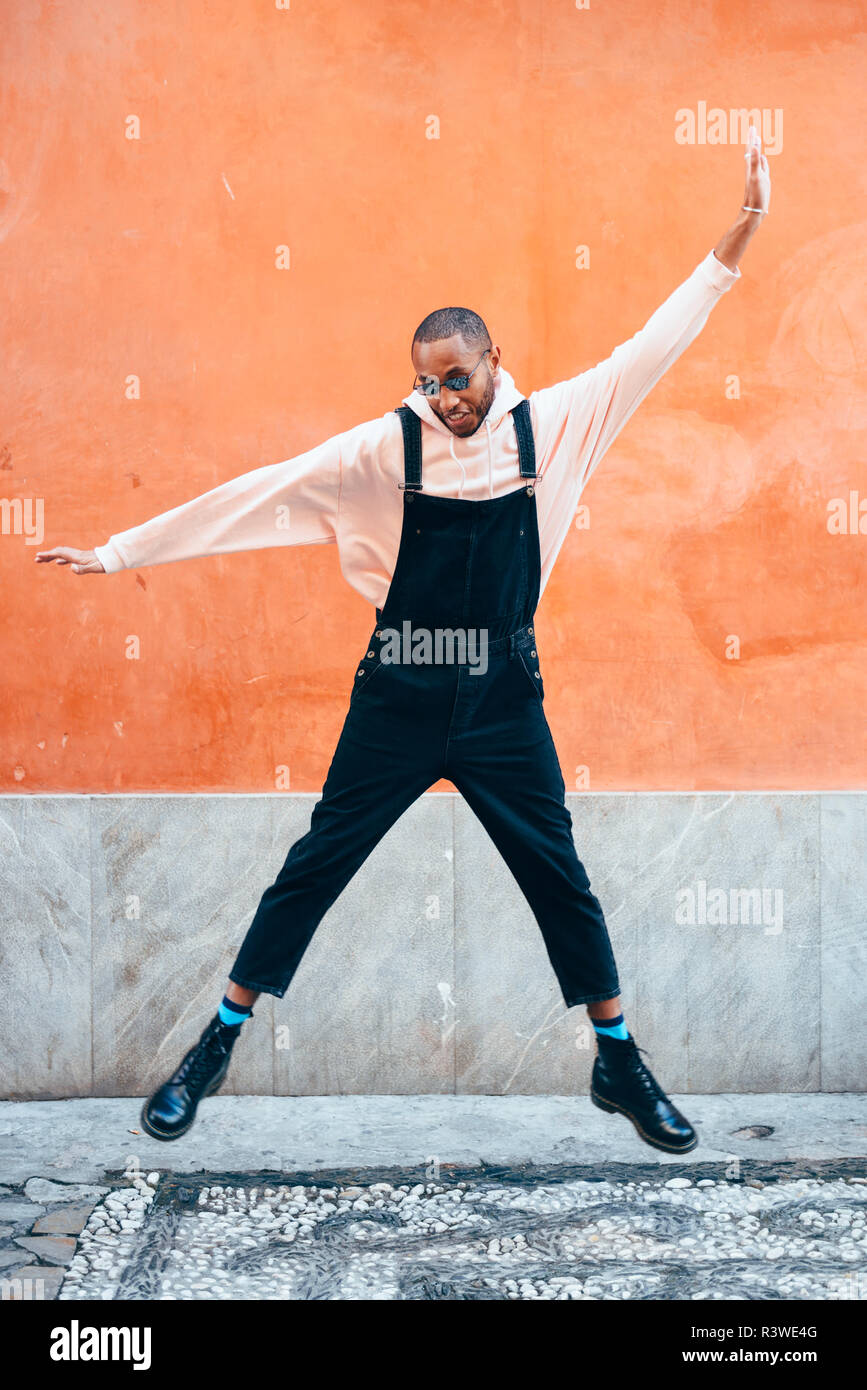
top-left (229, 401), bottom-right (621, 1007)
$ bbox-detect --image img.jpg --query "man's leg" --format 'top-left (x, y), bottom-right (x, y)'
top-left (225, 982), bottom-right (259, 1007)
top-left (227, 725), bottom-right (439, 998)
top-left (447, 716), bottom-right (697, 1155)
top-left (142, 712), bottom-right (441, 1140)
top-left (586, 997), bottom-right (624, 1020)
top-left (448, 722), bottom-right (622, 1009)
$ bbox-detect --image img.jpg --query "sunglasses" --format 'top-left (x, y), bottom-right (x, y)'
top-left (412, 348), bottom-right (491, 398)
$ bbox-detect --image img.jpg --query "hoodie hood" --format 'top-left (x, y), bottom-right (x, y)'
top-left (401, 365), bottom-right (525, 434)
top-left (399, 366), bottom-right (527, 499)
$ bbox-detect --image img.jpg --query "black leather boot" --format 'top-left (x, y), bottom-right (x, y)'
top-left (140, 1012), bottom-right (250, 1141)
top-left (590, 1034), bottom-right (698, 1154)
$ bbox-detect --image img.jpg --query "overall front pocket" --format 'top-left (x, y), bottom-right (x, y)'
top-left (350, 648), bottom-right (386, 702)
top-left (517, 648), bottom-right (545, 702)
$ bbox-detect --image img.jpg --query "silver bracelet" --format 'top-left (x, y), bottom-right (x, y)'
top-left (742, 205), bottom-right (767, 214)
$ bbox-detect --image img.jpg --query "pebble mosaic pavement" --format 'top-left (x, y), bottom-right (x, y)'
top-left (3, 1161), bottom-right (864, 1301)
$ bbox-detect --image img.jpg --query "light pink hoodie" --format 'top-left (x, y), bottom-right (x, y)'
top-left (94, 249), bottom-right (740, 609)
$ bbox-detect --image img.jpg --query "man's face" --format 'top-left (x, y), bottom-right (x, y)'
top-left (411, 334), bottom-right (500, 437)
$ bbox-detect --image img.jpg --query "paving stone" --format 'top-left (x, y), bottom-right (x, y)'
top-left (23, 1179), bottom-right (108, 1204)
top-left (0, 1264), bottom-right (66, 1299)
top-left (0, 1201), bottom-right (46, 1223)
top-left (31, 1203), bottom-right (96, 1235)
top-left (0, 1249), bottom-right (26, 1269)
top-left (14, 1235), bottom-right (76, 1265)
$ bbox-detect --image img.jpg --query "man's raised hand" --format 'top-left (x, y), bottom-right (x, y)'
top-left (744, 123), bottom-right (771, 215)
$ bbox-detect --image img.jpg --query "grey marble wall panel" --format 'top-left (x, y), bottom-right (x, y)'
top-left (453, 794), bottom-right (584, 1097)
top-left (454, 794), bottom-right (821, 1095)
top-left (0, 798), bottom-right (91, 1099)
top-left (0, 793), bottom-right (861, 1098)
top-left (820, 795), bottom-right (867, 1091)
top-left (272, 795), bottom-right (455, 1096)
top-left (90, 797), bottom-right (276, 1098)
top-left (663, 794), bottom-right (820, 1094)
top-left (583, 794), bottom-right (819, 1095)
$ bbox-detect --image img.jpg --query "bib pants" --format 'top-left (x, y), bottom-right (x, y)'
top-left (229, 401), bottom-right (622, 1007)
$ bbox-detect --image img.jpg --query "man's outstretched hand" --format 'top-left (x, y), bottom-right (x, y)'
top-left (35, 546), bottom-right (105, 574)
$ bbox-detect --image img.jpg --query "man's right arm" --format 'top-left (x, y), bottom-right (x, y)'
top-left (36, 430), bottom-right (343, 574)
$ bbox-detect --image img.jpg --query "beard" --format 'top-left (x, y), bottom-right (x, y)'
top-left (433, 369), bottom-right (497, 436)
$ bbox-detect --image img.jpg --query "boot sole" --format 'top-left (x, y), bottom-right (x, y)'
top-left (140, 1070), bottom-right (227, 1143)
top-left (590, 1087), bottom-right (699, 1155)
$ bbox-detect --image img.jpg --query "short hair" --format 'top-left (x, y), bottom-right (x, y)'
top-left (412, 307), bottom-right (492, 353)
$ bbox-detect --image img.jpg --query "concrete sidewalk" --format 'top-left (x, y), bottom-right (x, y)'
top-left (2, 1094), bottom-right (865, 1184)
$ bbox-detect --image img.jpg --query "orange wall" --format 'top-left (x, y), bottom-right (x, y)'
top-left (2, 1), bottom-right (865, 793)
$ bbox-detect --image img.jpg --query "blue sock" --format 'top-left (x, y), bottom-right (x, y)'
top-left (218, 995), bottom-right (253, 1027)
top-left (592, 1011), bottom-right (630, 1041)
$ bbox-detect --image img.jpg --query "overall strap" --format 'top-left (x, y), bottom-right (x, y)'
top-left (393, 398), bottom-right (536, 494)
top-left (511, 398), bottom-right (537, 485)
top-left (394, 405), bottom-right (423, 493)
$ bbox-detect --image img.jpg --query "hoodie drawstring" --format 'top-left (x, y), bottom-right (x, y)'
top-left (448, 436), bottom-right (467, 499)
top-left (485, 418), bottom-right (493, 498)
top-left (448, 418), bottom-right (495, 499)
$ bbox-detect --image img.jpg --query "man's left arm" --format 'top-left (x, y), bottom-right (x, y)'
top-left (531, 126), bottom-right (771, 495)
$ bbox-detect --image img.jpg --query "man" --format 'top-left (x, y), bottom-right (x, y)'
top-left (37, 131), bottom-right (770, 1154)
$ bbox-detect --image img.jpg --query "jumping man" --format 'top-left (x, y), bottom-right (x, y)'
top-left (37, 129), bottom-right (771, 1153)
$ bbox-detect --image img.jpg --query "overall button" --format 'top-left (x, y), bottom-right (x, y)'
top-left (375, 630), bottom-right (382, 637)
top-left (528, 626), bottom-right (534, 635)
top-left (531, 649), bottom-right (537, 657)
top-left (367, 650), bottom-right (374, 658)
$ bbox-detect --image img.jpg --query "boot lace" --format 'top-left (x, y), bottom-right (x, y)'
top-left (171, 1023), bottom-right (229, 1091)
top-left (624, 1045), bottom-right (669, 1104)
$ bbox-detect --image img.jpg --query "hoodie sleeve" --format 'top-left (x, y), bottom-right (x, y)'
top-left (530, 249), bottom-right (741, 498)
top-left (93, 432), bottom-right (342, 573)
